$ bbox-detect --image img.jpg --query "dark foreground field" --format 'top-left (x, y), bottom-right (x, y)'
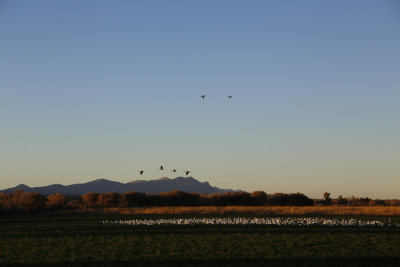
top-left (1, 214), bottom-right (400, 267)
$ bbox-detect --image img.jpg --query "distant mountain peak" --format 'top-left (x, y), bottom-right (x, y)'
top-left (176, 176), bottom-right (195, 180)
top-left (0, 177), bottom-right (235, 195)
top-left (15, 184), bottom-right (30, 189)
top-left (91, 178), bottom-right (111, 183)
top-left (128, 180), bottom-right (145, 184)
top-left (157, 177), bottom-right (170, 181)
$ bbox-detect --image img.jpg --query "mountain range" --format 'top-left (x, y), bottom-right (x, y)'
top-left (0, 177), bottom-right (235, 195)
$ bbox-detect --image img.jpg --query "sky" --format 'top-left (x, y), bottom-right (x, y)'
top-left (0, 0), bottom-right (399, 198)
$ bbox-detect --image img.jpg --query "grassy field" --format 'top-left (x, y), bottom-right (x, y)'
top-left (1, 213), bottom-right (400, 266)
top-left (67, 205), bottom-right (400, 216)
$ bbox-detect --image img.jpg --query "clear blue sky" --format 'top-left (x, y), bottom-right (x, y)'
top-left (1, 0), bottom-right (399, 198)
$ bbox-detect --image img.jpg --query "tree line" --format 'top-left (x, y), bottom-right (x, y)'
top-left (319, 192), bottom-right (400, 206)
top-left (81, 191), bottom-right (314, 208)
top-left (0, 189), bottom-right (399, 214)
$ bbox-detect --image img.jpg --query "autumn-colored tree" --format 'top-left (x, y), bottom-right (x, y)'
top-left (81, 192), bottom-right (100, 208)
top-left (388, 199), bottom-right (400, 206)
top-left (97, 192), bottom-right (121, 208)
top-left (46, 192), bottom-right (67, 210)
top-left (347, 197), bottom-right (371, 206)
top-left (12, 189), bottom-right (25, 210)
top-left (373, 199), bottom-right (385, 206)
top-left (0, 190), bottom-right (46, 212)
top-left (0, 192), bottom-right (12, 213)
top-left (368, 199), bottom-right (378, 206)
top-left (18, 192), bottom-right (46, 211)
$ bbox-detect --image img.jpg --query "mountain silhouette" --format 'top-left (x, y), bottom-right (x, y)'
top-left (0, 177), bottom-right (233, 195)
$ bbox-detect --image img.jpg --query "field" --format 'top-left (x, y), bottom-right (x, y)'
top-left (1, 212), bottom-right (400, 266)
top-left (72, 205), bottom-right (400, 216)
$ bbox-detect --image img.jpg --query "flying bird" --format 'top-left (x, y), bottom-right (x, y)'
top-left (159, 166), bottom-right (164, 170)
top-left (138, 170), bottom-right (144, 175)
top-left (185, 171), bottom-right (190, 175)
top-left (228, 96), bottom-right (233, 99)
top-left (172, 169), bottom-right (177, 173)
top-left (201, 95), bottom-right (206, 99)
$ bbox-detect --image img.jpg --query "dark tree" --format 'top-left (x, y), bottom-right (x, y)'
top-left (323, 192), bottom-right (331, 205)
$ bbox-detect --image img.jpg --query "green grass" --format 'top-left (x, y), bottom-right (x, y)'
top-left (0, 214), bottom-right (400, 266)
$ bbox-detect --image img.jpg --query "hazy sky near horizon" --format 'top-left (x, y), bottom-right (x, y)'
top-left (1, 0), bottom-right (399, 198)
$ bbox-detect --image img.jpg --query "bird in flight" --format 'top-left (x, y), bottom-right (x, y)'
top-left (172, 169), bottom-right (177, 173)
top-left (159, 166), bottom-right (164, 170)
top-left (185, 171), bottom-right (190, 176)
top-left (138, 170), bottom-right (144, 175)
top-left (228, 96), bottom-right (233, 99)
top-left (201, 95), bottom-right (206, 99)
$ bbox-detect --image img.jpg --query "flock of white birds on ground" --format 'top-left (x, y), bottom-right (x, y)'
top-left (138, 95), bottom-right (233, 177)
top-left (103, 217), bottom-right (399, 227)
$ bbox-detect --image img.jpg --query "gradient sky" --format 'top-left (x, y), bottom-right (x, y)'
top-left (1, 0), bottom-right (399, 198)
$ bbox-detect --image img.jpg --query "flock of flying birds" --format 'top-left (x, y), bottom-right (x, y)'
top-left (138, 95), bottom-right (233, 177)
top-left (201, 95), bottom-right (233, 99)
top-left (138, 166), bottom-right (190, 176)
